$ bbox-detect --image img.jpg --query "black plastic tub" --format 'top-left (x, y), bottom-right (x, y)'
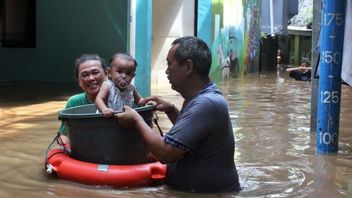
top-left (59, 104), bottom-right (153, 165)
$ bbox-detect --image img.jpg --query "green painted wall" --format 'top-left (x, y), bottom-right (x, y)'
top-left (0, 0), bottom-right (128, 82)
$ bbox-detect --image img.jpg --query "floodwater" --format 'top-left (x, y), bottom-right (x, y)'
top-left (1, 71), bottom-right (352, 198)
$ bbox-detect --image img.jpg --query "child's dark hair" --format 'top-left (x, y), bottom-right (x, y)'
top-left (109, 53), bottom-right (138, 70)
top-left (74, 54), bottom-right (106, 79)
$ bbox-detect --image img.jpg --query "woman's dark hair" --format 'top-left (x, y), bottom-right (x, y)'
top-left (171, 36), bottom-right (212, 77)
top-left (109, 53), bottom-right (138, 71)
top-left (74, 54), bottom-right (105, 79)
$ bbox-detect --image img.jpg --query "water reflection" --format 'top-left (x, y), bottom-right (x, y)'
top-left (0, 72), bottom-right (351, 197)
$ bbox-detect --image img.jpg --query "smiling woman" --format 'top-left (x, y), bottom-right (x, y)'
top-left (58, 54), bottom-right (106, 143)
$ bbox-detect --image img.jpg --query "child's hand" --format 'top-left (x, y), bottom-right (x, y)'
top-left (102, 108), bottom-right (114, 117)
top-left (146, 100), bottom-right (157, 107)
top-left (137, 98), bottom-right (146, 106)
top-left (137, 98), bottom-right (156, 107)
top-left (143, 96), bottom-right (172, 112)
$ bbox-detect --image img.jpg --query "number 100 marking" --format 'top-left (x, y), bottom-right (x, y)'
top-left (319, 132), bottom-right (338, 145)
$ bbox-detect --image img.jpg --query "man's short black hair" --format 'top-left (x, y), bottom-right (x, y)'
top-left (172, 36), bottom-right (212, 77)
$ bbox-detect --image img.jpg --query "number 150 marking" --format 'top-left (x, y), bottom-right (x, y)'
top-left (321, 51), bottom-right (342, 65)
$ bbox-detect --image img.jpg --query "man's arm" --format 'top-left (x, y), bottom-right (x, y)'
top-left (115, 106), bottom-right (185, 163)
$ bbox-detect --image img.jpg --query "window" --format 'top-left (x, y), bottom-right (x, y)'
top-left (0, 0), bottom-right (36, 48)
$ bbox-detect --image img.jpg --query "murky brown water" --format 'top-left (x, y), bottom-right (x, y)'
top-left (1, 71), bottom-right (352, 198)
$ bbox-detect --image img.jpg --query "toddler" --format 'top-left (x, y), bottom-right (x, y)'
top-left (95, 53), bottom-right (144, 117)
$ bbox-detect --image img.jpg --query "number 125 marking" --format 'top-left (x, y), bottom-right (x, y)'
top-left (320, 91), bottom-right (339, 104)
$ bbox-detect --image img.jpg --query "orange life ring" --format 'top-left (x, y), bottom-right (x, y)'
top-left (46, 148), bottom-right (166, 187)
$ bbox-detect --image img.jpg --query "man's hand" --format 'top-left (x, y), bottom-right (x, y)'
top-left (114, 106), bottom-right (143, 128)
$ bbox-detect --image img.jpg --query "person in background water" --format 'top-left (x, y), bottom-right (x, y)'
top-left (287, 61), bottom-right (311, 81)
top-left (58, 54), bottom-right (107, 144)
top-left (115, 36), bottom-right (241, 193)
top-left (95, 53), bottom-right (144, 117)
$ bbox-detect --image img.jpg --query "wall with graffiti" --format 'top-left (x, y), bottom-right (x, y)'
top-left (210, 0), bottom-right (261, 81)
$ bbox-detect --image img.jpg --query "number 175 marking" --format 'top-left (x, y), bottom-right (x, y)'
top-left (323, 13), bottom-right (344, 26)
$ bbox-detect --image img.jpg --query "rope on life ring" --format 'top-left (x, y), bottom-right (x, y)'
top-left (44, 132), bottom-right (70, 173)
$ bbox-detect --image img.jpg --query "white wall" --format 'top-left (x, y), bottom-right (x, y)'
top-left (151, 0), bottom-right (194, 88)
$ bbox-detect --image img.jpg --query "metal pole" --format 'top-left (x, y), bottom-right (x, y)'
top-left (316, 0), bottom-right (346, 153)
top-left (269, 0), bottom-right (274, 35)
top-left (129, 0), bottom-right (136, 58)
